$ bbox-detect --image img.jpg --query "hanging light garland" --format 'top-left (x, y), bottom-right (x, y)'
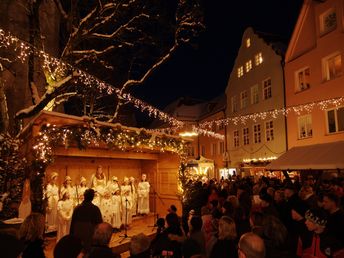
top-left (32, 122), bottom-right (189, 164)
top-left (0, 28), bottom-right (183, 128)
top-left (200, 97), bottom-right (344, 129)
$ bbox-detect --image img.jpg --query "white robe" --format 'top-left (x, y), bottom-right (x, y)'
top-left (137, 181), bottom-right (150, 214)
top-left (74, 185), bottom-right (87, 205)
top-left (56, 199), bottom-right (73, 242)
top-left (121, 184), bottom-right (132, 225)
top-left (106, 181), bottom-right (120, 194)
top-left (112, 195), bottom-right (122, 229)
top-left (100, 197), bottom-right (114, 224)
top-left (91, 175), bottom-right (106, 209)
top-left (45, 183), bottom-right (59, 231)
top-left (60, 185), bottom-right (76, 203)
top-left (130, 184), bottom-right (137, 216)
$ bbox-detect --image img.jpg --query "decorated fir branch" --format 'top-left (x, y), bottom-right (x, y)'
top-left (32, 122), bottom-right (189, 164)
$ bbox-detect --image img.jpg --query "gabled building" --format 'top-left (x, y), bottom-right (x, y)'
top-left (154, 95), bottom-right (227, 178)
top-left (284, 0), bottom-right (344, 148)
top-left (225, 27), bottom-right (287, 176)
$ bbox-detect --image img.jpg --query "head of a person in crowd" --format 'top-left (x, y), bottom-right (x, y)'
top-left (92, 222), bottom-right (113, 246)
top-left (284, 183), bottom-right (296, 199)
top-left (221, 200), bottom-right (234, 216)
top-left (259, 193), bottom-right (273, 208)
top-left (238, 232), bottom-right (265, 258)
top-left (322, 191), bottom-right (340, 213)
top-left (227, 195), bottom-right (239, 208)
top-left (266, 187), bottom-right (275, 198)
top-left (166, 212), bottom-right (180, 228)
top-left (263, 215), bottom-right (288, 248)
top-left (189, 216), bottom-right (203, 233)
top-left (249, 211), bottom-right (264, 229)
top-left (305, 208), bottom-right (327, 234)
top-left (306, 175), bottom-right (315, 185)
top-left (291, 199), bottom-right (308, 221)
top-left (274, 189), bottom-right (285, 203)
top-left (19, 212), bottom-right (45, 242)
top-left (54, 234), bottom-right (83, 258)
top-left (321, 179), bottom-right (332, 190)
top-left (299, 185), bottom-right (314, 200)
top-left (218, 216), bottom-right (237, 240)
top-left (84, 188), bottom-right (95, 202)
top-left (129, 233), bottom-right (151, 256)
top-left (201, 205), bottom-right (211, 217)
top-left (168, 204), bottom-right (177, 214)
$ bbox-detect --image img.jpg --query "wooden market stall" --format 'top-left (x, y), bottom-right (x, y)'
top-left (20, 111), bottom-right (186, 217)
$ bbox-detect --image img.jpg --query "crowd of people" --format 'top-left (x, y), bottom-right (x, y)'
top-left (1, 172), bottom-right (344, 258)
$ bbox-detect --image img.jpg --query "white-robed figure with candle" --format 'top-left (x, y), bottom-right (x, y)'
top-left (121, 177), bottom-right (132, 227)
top-left (56, 190), bottom-right (73, 242)
top-left (60, 176), bottom-right (76, 205)
top-left (112, 188), bottom-right (122, 231)
top-left (75, 176), bottom-right (87, 205)
top-left (137, 173), bottom-right (150, 215)
top-left (90, 165), bottom-right (107, 208)
top-left (18, 178), bottom-right (32, 220)
top-left (129, 176), bottom-right (138, 216)
top-left (45, 172), bottom-right (59, 232)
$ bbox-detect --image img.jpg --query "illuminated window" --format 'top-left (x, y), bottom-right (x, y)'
top-left (245, 60), bottom-right (252, 72)
top-left (237, 66), bottom-right (244, 78)
top-left (323, 53), bottom-right (342, 81)
top-left (296, 67), bottom-right (310, 92)
top-left (240, 91), bottom-right (248, 109)
top-left (253, 124), bottom-right (261, 144)
top-left (255, 52), bottom-right (263, 66)
top-left (298, 115), bottom-right (313, 139)
top-left (234, 130), bottom-right (239, 147)
top-left (265, 121), bottom-right (274, 141)
top-left (246, 38), bottom-right (251, 48)
top-left (231, 96), bottom-right (238, 113)
top-left (251, 84), bottom-right (259, 104)
top-left (263, 78), bottom-right (272, 100)
top-left (327, 107), bottom-right (344, 133)
top-left (243, 127), bottom-right (249, 145)
top-left (320, 8), bottom-right (337, 35)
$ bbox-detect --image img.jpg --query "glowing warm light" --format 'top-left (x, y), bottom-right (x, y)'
top-left (179, 131), bottom-right (198, 137)
top-left (243, 156), bottom-right (277, 163)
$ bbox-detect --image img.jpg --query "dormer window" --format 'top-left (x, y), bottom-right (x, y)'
top-left (237, 66), bottom-right (244, 78)
top-left (320, 8), bottom-right (337, 35)
top-left (255, 52), bottom-right (263, 66)
top-left (245, 60), bottom-right (252, 72)
top-left (246, 38), bottom-right (251, 48)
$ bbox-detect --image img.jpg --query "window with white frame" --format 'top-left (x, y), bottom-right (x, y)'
top-left (251, 84), bottom-right (259, 104)
top-left (253, 124), bottom-right (261, 144)
top-left (246, 38), bottom-right (251, 48)
top-left (327, 107), bottom-right (344, 133)
top-left (263, 78), bottom-right (272, 100)
top-left (265, 121), bottom-right (274, 141)
top-left (219, 142), bottom-right (225, 154)
top-left (240, 91), bottom-right (248, 109)
top-left (237, 66), bottom-right (244, 78)
top-left (231, 96), bottom-right (238, 113)
top-left (298, 115), bottom-right (313, 139)
top-left (320, 8), bottom-right (337, 35)
top-left (234, 130), bottom-right (239, 147)
top-left (296, 67), bottom-right (310, 91)
top-left (255, 52), bottom-right (263, 66)
top-left (211, 143), bottom-right (217, 156)
top-left (201, 145), bottom-right (206, 156)
top-left (243, 127), bottom-right (249, 145)
top-left (323, 53), bottom-right (342, 81)
top-left (245, 60), bottom-right (252, 73)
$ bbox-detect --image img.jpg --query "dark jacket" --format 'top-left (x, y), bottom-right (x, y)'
top-left (22, 239), bottom-right (45, 258)
top-left (70, 200), bottom-right (103, 252)
top-left (209, 239), bottom-right (238, 258)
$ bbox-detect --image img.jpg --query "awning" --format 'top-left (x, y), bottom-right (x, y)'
top-left (266, 141), bottom-right (344, 170)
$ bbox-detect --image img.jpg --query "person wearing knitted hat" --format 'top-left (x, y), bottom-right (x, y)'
top-left (302, 208), bottom-right (328, 258)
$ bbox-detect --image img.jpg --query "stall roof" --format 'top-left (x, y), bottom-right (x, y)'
top-left (266, 141), bottom-right (344, 170)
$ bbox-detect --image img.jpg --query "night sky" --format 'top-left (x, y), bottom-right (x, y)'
top-left (132, 0), bottom-right (303, 110)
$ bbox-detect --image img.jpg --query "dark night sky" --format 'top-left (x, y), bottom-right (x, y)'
top-left (132, 0), bottom-right (303, 111)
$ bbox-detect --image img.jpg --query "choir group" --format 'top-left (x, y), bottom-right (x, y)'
top-left (44, 165), bottom-right (150, 242)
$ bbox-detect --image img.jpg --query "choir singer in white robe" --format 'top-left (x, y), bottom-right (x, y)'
top-left (137, 174), bottom-right (150, 215)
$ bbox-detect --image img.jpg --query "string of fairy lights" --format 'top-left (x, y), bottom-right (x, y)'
top-left (1, 28), bottom-right (344, 138)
